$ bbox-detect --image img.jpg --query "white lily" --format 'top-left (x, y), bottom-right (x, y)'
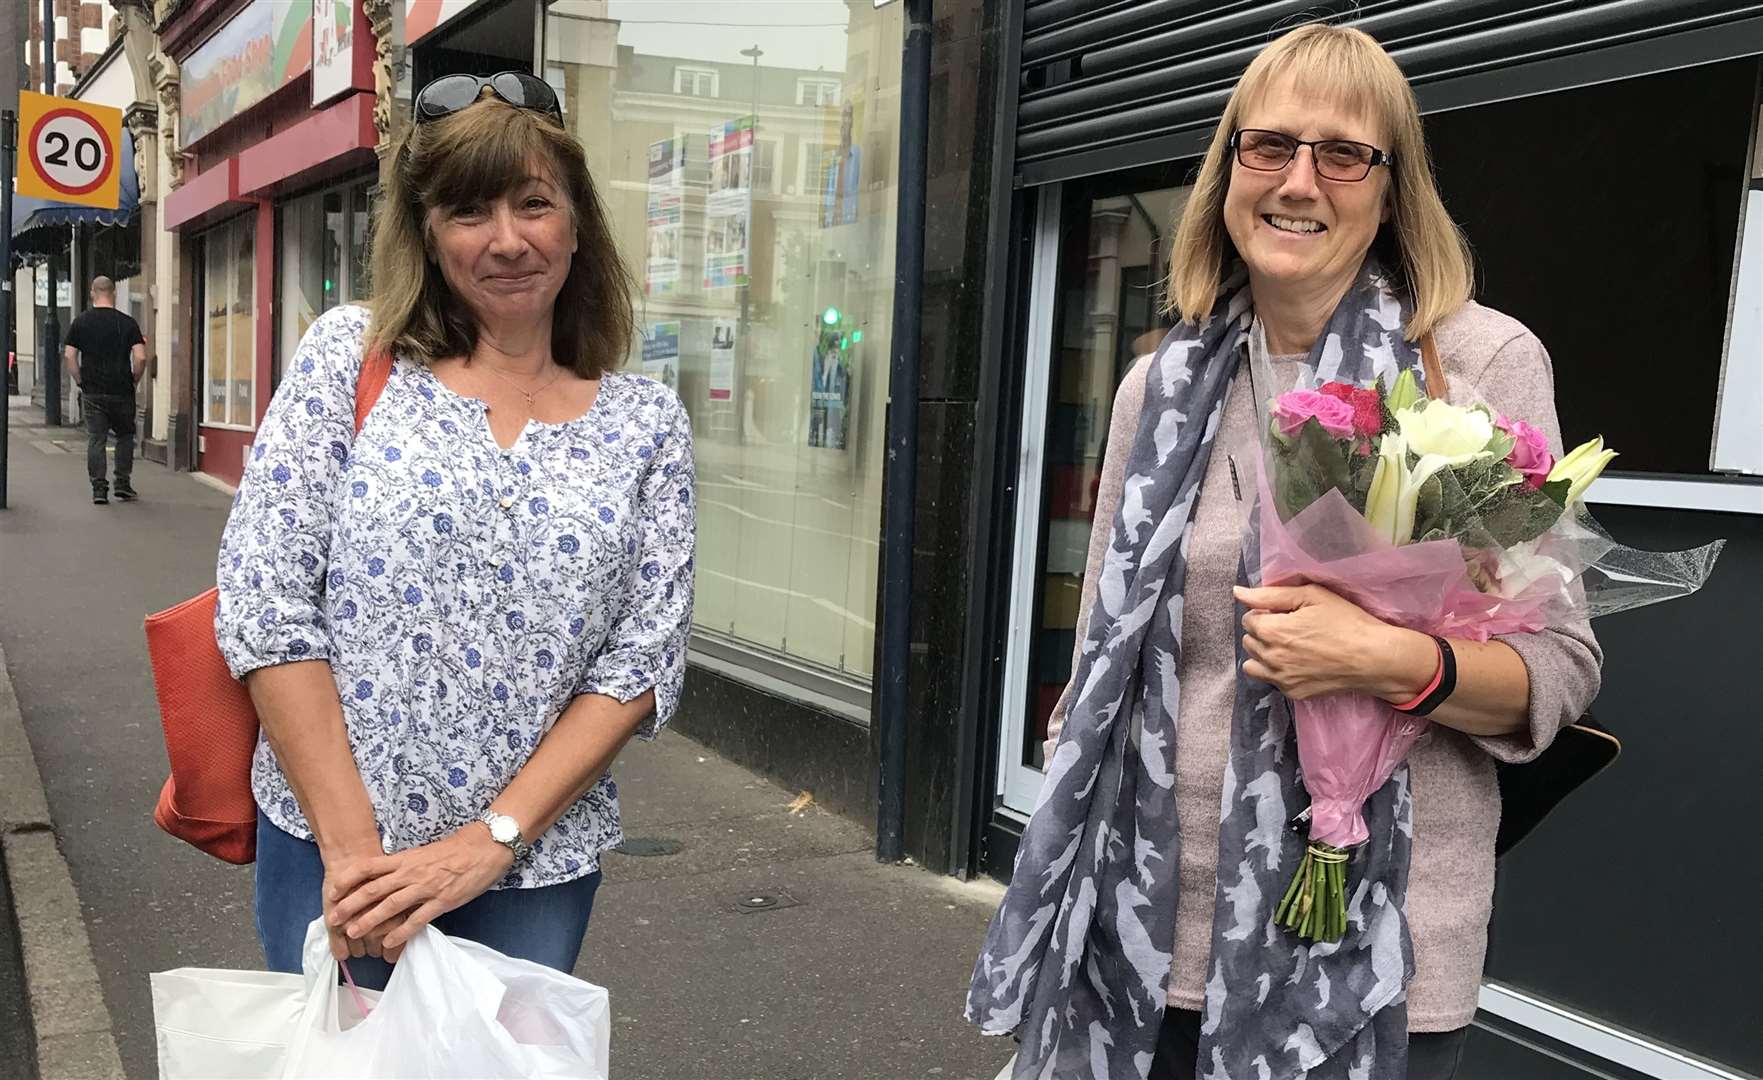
top-left (1547, 437), bottom-right (1618, 505)
top-left (1364, 433), bottom-right (1453, 546)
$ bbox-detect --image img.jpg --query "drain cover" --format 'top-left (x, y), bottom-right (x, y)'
top-left (732, 890), bottom-right (800, 914)
top-left (614, 837), bottom-right (683, 857)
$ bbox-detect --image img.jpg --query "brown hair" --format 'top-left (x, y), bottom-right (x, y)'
top-left (1163, 23), bottom-right (1473, 341)
top-left (365, 96), bottom-right (636, 376)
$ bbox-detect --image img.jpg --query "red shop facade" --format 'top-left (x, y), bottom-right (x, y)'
top-left (159, 0), bottom-right (378, 486)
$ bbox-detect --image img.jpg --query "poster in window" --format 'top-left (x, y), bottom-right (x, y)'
top-left (644, 138), bottom-right (685, 297)
top-left (704, 117), bottom-right (753, 290)
top-left (820, 101), bottom-right (863, 228)
top-left (709, 318), bottom-right (736, 402)
top-left (312, 0), bottom-right (358, 106)
top-left (808, 326), bottom-right (851, 450)
top-left (642, 322), bottom-right (681, 392)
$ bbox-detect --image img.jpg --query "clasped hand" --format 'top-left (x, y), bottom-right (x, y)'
top-left (1233, 583), bottom-right (1414, 701)
top-left (322, 826), bottom-right (514, 963)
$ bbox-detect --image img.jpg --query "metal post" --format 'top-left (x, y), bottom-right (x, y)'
top-left (875, 0), bottom-right (931, 863)
top-left (738, 44), bottom-right (761, 444)
top-left (2, 110), bottom-right (14, 509)
top-left (40, 0), bottom-right (61, 427)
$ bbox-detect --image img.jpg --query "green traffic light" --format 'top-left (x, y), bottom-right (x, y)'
top-left (851, 329), bottom-right (863, 344)
top-left (821, 306), bottom-right (841, 326)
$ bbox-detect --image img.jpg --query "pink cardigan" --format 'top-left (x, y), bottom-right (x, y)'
top-left (1043, 302), bottom-right (1603, 1031)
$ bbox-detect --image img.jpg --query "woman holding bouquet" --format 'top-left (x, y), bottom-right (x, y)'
top-left (969, 23), bottom-right (1601, 1080)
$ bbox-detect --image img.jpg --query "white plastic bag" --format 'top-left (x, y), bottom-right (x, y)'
top-left (152, 918), bottom-right (610, 1079)
top-left (152, 964), bottom-right (369, 1080)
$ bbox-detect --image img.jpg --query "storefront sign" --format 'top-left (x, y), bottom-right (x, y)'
top-left (644, 138), bottom-right (684, 297)
top-left (17, 91), bottom-right (123, 210)
top-left (710, 319), bottom-right (736, 403)
top-left (34, 276), bottom-right (72, 309)
top-left (312, 0), bottom-right (361, 106)
top-left (182, 0), bottom-right (313, 148)
top-left (642, 322), bottom-right (681, 392)
top-left (704, 117), bottom-right (753, 291)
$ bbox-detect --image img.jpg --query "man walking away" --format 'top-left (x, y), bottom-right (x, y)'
top-left (64, 276), bottom-right (147, 504)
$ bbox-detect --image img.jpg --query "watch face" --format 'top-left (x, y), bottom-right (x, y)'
top-left (490, 817), bottom-right (519, 844)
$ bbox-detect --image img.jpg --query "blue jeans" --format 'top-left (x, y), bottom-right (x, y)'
top-left (253, 809), bottom-right (601, 991)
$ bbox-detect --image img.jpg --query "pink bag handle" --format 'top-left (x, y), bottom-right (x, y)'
top-left (339, 958), bottom-right (373, 1020)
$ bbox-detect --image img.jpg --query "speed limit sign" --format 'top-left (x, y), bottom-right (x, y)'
top-left (17, 91), bottom-right (123, 210)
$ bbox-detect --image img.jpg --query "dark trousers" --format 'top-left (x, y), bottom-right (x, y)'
top-left (81, 393), bottom-right (135, 491)
top-left (1148, 1008), bottom-right (1467, 1080)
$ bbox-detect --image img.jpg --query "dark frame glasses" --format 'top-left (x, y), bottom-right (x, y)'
top-left (1229, 128), bottom-right (1395, 182)
top-left (413, 71), bottom-right (564, 125)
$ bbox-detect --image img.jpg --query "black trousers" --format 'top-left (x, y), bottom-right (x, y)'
top-left (1147, 1008), bottom-right (1467, 1080)
top-left (82, 393), bottom-right (135, 491)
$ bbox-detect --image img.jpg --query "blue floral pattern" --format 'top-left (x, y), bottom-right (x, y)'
top-left (215, 305), bottom-right (695, 888)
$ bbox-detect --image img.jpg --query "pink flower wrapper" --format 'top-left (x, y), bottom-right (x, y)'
top-left (1252, 458), bottom-right (1581, 849)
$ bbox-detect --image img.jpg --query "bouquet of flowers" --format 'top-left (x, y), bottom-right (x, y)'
top-left (1253, 371), bottom-right (1721, 942)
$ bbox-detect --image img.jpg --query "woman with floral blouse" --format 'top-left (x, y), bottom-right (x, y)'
top-left (215, 73), bottom-right (695, 988)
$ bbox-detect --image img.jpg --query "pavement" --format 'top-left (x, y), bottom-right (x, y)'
top-left (1, 397), bottom-right (1015, 1080)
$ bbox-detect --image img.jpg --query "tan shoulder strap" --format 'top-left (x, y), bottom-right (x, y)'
top-left (1420, 332), bottom-right (1448, 401)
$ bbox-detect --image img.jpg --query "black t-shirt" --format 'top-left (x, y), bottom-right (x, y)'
top-left (65, 307), bottom-right (146, 398)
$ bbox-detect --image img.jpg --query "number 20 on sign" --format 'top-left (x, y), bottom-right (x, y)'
top-left (17, 91), bottom-right (123, 211)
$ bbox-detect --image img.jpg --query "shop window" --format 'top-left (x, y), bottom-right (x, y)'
top-left (1426, 58), bottom-right (1759, 476)
top-left (200, 214), bottom-right (256, 429)
top-left (674, 66), bottom-right (718, 98)
top-left (276, 176), bottom-right (377, 385)
top-left (1006, 169), bottom-right (1191, 787)
top-left (548, 1), bottom-right (903, 714)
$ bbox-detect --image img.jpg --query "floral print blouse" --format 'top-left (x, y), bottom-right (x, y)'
top-left (215, 305), bottom-right (695, 888)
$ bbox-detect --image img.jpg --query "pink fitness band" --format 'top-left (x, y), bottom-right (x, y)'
top-left (1392, 636), bottom-right (1456, 717)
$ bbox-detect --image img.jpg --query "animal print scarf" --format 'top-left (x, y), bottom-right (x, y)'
top-left (968, 261), bottom-right (1423, 1080)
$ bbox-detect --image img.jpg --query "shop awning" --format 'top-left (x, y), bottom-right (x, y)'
top-left (11, 133), bottom-right (140, 254)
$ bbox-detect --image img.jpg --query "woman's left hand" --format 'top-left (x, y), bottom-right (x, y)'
top-left (326, 826), bottom-right (516, 953)
top-left (1234, 584), bottom-right (1430, 702)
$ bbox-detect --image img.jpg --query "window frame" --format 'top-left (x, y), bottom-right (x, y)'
top-left (673, 66), bottom-right (719, 98)
top-left (199, 214), bottom-right (258, 432)
top-left (795, 77), bottom-right (841, 106)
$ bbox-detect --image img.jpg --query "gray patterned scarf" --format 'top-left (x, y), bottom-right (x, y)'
top-left (969, 262), bottom-right (1424, 1080)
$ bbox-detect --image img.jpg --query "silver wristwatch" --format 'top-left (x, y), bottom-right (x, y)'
top-left (478, 809), bottom-right (532, 860)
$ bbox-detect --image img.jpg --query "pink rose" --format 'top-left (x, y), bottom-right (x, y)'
top-left (1271, 390), bottom-right (1356, 440)
top-left (1498, 414), bottom-right (1554, 489)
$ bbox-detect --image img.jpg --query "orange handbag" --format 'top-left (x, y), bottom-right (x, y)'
top-left (144, 352), bottom-right (393, 864)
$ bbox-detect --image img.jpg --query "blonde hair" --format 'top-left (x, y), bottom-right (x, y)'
top-left (366, 96), bottom-right (636, 376)
top-left (1163, 23), bottom-right (1473, 340)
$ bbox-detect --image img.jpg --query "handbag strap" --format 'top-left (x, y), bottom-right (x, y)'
top-left (1420, 331), bottom-right (1448, 401)
top-left (354, 350), bottom-right (393, 435)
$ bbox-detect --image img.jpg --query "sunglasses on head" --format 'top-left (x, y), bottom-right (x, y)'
top-left (413, 71), bottom-right (563, 124)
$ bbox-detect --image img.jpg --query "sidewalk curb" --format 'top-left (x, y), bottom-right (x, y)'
top-left (0, 641), bottom-right (126, 1080)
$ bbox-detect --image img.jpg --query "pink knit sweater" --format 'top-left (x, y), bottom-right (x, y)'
top-left (1043, 302), bottom-right (1602, 1031)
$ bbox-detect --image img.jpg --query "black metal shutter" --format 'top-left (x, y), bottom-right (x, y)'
top-left (1017, 0), bottom-right (1763, 184)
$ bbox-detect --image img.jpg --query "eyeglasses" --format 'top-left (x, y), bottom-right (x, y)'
top-left (1229, 129), bottom-right (1394, 182)
top-left (414, 71), bottom-right (563, 125)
